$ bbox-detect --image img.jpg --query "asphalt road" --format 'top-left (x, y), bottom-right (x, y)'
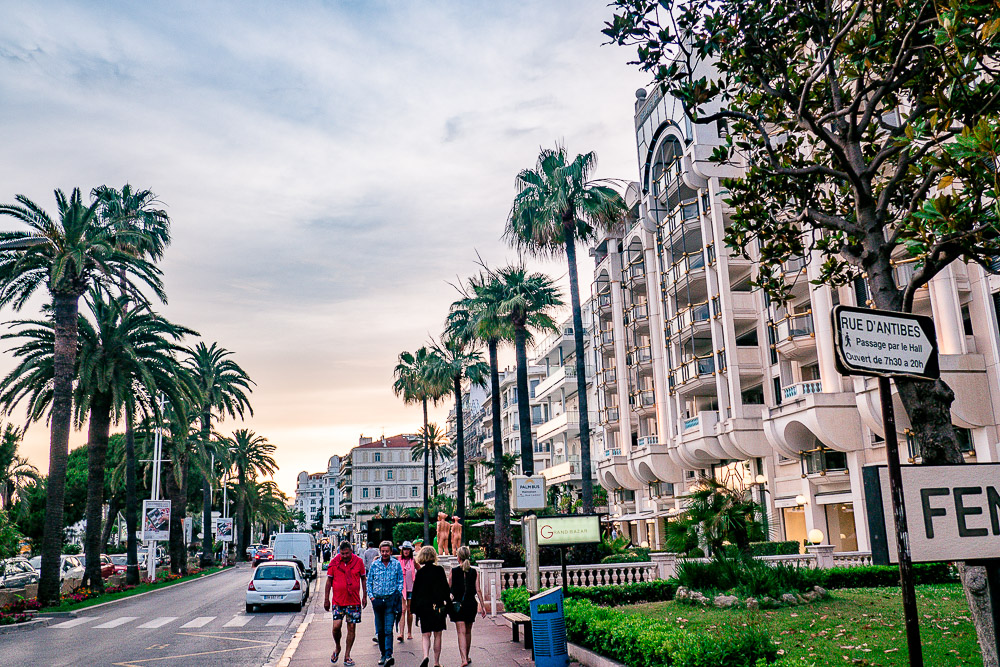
top-left (3, 564), bottom-right (308, 667)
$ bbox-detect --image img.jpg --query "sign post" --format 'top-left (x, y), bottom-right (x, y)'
top-left (536, 515), bottom-right (601, 596)
top-left (833, 305), bottom-right (939, 667)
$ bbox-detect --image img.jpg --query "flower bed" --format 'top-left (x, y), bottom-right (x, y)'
top-left (0, 596), bottom-right (42, 625)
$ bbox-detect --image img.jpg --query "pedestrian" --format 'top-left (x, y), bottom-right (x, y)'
top-left (397, 541), bottom-right (420, 641)
top-left (324, 541), bottom-right (368, 667)
top-left (363, 541), bottom-right (380, 572)
top-left (450, 546), bottom-right (486, 667)
top-left (410, 546), bottom-right (450, 667)
top-left (366, 540), bottom-right (404, 666)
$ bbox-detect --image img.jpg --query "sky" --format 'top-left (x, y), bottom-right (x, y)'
top-left (0, 1), bottom-right (649, 497)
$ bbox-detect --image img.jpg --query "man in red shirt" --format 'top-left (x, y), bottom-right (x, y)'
top-left (324, 541), bottom-right (368, 665)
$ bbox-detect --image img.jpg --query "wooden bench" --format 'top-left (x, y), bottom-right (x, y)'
top-left (502, 612), bottom-right (532, 650)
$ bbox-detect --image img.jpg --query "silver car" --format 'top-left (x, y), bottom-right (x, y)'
top-left (28, 555), bottom-right (85, 580)
top-left (0, 558), bottom-right (39, 589)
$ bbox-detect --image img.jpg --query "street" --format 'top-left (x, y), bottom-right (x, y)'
top-left (3, 565), bottom-right (306, 667)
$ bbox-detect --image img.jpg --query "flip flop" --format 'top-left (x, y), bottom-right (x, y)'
top-left (331, 651), bottom-right (339, 663)
top-left (344, 660), bottom-right (355, 667)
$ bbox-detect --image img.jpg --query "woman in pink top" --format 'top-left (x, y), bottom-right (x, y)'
top-left (397, 540), bottom-right (420, 641)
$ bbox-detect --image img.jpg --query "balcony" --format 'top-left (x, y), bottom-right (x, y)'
top-left (624, 302), bottom-right (649, 328)
top-left (599, 367), bottom-right (617, 389)
top-left (736, 345), bottom-right (763, 375)
top-left (540, 456), bottom-right (582, 484)
top-left (637, 434), bottom-right (659, 447)
top-left (597, 447), bottom-right (643, 490)
top-left (661, 199), bottom-right (700, 238)
top-left (666, 299), bottom-right (712, 340)
top-left (670, 354), bottom-right (716, 393)
top-left (600, 406), bottom-right (620, 426)
top-left (598, 329), bottom-right (615, 352)
top-left (534, 364), bottom-right (577, 401)
top-left (770, 312), bottom-right (816, 361)
top-left (764, 390), bottom-right (865, 458)
top-left (728, 291), bottom-right (759, 320)
top-left (663, 251), bottom-right (706, 287)
top-left (781, 380), bottom-right (823, 403)
top-left (536, 410), bottom-right (591, 442)
top-left (597, 292), bottom-right (613, 314)
top-left (627, 345), bottom-right (652, 367)
top-left (676, 410), bottom-right (725, 467)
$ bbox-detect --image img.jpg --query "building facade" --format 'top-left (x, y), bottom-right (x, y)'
top-left (293, 455), bottom-right (344, 532)
top-left (343, 434), bottom-right (425, 525)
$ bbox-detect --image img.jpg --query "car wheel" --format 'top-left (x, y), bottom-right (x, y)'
top-left (246, 603), bottom-right (254, 614)
top-left (296, 599), bottom-right (303, 612)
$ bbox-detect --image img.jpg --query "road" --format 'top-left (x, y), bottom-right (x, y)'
top-left (3, 564), bottom-right (308, 667)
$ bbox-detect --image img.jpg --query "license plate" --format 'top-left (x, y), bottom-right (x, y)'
top-left (264, 595), bottom-right (282, 600)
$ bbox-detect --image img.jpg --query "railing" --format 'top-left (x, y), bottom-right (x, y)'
top-left (675, 355), bottom-right (716, 383)
top-left (832, 551), bottom-right (873, 567)
top-left (600, 407), bottom-right (620, 423)
top-left (771, 312), bottom-right (814, 340)
top-left (664, 251), bottom-right (706, 284)
top-left (597, 292), bottom-right (613, 309)
top-left (625, 262), bottom-right (646, 282)
top-left (661, 199), bottom-right (699, 235)
top-left (603, 447), bottom-right (623, 457)
top-left (782, 256), bottom-right (807, 274)
top-left (782, 380), bottom-right (823, 401)
top-left (758, 554), bottom-right (817, 568)
top-left (637, 435), bottom-right (659, 447)
top-left (599, 368), bottom-right (617, 385)
top-left (599, 330), bottom-right (615, 348)
top-left (667, 300), bottom-right (712, 337)
top-left (629, 345), bottom-right (652, 365)
top-left (683, 416), bottom-right (700, 430)
top-left (892, 258), bottom-right (920, 287)
top-left (629, 302), bottom-right (649, 323)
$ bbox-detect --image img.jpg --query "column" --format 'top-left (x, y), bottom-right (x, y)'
top-left (929, 266), bottom-right (967, 355)
top-left (847, 450), bottom-right (870, 551)
top-left (477, 559), bottom-right (504, 612)
top-left (806, 544), bottom-right (835, 569)
top-left (807, 248), bottom-right (842, 392)
top-left (649, 552), bottom-right (678, 580)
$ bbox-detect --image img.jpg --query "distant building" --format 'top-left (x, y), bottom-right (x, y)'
top-left (293, 455), bottom-right (344, 533)
top-left (341, 434), bottom-right (425, 528)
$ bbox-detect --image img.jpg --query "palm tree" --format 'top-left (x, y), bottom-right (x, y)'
top-left (393, 347), bottom-right (449, 543)
top-left (245, 479), bottom-right (290, 544)
top-left (448, 271), bottom-right (516, 543)
top-left (666, 477), bottom-right (769, 557)
top-left (492, 266), bottom-right (562, 477)
top-left (0, 425), bottom-right (38, 512)
top-left (185, 342), bottom-right (254, 566)
top-left (223, 429), bottom-right (276, 560)
top-left (411, 423), bottom-right (453, 497)
top-left (429, 336), bottom-right (489, 520)
top-left (92, 184), bottom-right (171, 584)
top-left (506, 145), bottom-right (627, 513)
top-left (0, 188), bottom-right (166, 603)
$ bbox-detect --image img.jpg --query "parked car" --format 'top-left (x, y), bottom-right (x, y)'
top-left (246, 544), bottom-right (264, 559)
top-left (252, 548), bottom-right (273, 567)
top-left (76, 554), bottom-right (116, 579)
top-left (246, 560), bottom-right (308, 612)
top-left (28, 555), bottom-right (85, 581)
top-left (0, 558), bottom-right (39, 589)
top-left (271, 532), bottom-right (317, 580)
top-left (109, 555), bottom-right (129, 575)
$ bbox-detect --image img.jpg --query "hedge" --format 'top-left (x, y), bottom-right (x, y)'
top-left (806, 562), bottom-right (956, 589)
top-left (391, 519), bottom-right (515, 550)
top-left (501, 580), bottom-right (677, 615)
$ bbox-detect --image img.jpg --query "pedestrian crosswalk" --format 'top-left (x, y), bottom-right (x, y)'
top-left (48, 613), bottom-right (295, 631)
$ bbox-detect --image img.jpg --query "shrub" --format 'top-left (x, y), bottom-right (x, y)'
top-left (391, 522), bottom-right (424, 546)
top-left (500, 579), bottom-right (677, 615)
top-left (601, 547), bottom-right (650, 564)
top-left (677, 556), bottom-right (814, 599)
top-left (807, 563), bottom-right (956, 589)
top-left (748, 541), bottom-right (801, 556)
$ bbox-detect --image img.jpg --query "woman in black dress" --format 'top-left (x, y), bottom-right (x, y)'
top-left (410, 546), bottom-right (450, 667)
top-left (450, 546), bottom-right (486, 667)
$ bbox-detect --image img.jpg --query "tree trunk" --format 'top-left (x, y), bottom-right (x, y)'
top-left (488, 339), bottom-right (509, 545)
top-left (124, 400), bottom-right (140, 585)
top-left (564, 227), bottom-right (593, 513)
top-left (82, 391), bottom-right (113, 592)
top-left (236, 468), bottom-right (249, 562)
top-left (100, 494), bottom-right (120, 552)
top-left (514, 325), bottom-right (534, 476)
top-left (38, 291), bottom-right (81, 605)
top-left (432, 446), bottom-right (438, 498)
top-left (164, 458), bottom-right (187, 575)
top-left (454, 374), bottom-right (466, 520)
top-left (200, 411), bottom-right (214, 567)
top-left (422, 398), bottom-right (431, 544)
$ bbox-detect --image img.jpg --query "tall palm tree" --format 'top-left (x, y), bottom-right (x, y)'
top-left (0, 188), bottom-right (166, 603)
top-left (393, 347), bottom-right (449, 542)
top-left (506, 146), bottom-right (627, 513)
top-left (185, 342), bottom-right (254, 566)
top-left (223, 429), bottom-right (276, 560)
top-left (0, 425), bottom-right (38, 512)
top-left (411, 423), bottom-right (453, 497)
top-left (492, 266), bottom-right (563, 477)
top-left (448, 272), bottom-right (516, 543)
top-left (245, 479), bottom-right (290, 544)
top-left (429, 336), bottom-right (489, 520)
top-left (92, 184), bottom-right (171, 584)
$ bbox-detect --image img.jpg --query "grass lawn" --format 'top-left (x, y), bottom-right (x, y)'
top-left (40, 566), bottom-right (224, 613)
top-left (619, 583), bottom-right (981, 666)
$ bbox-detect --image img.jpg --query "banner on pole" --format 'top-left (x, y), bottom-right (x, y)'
top-left (216, 517), bottom-right (234, 542)
top-left (183, 516), bottom-right (193, 544)
top-left (142, 500), bottom-right (170, 541)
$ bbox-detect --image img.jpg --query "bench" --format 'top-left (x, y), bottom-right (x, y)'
top-left (502, 612), bottom-right (532, 650)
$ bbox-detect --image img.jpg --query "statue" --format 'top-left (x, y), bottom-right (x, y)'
top-left (436, 512), bottom-right (451, 555)
top-left (449, 516), bottom-right (463, 554)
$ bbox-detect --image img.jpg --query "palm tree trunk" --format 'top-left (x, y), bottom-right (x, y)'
top-left (100, 494), bottom-right (121, 552)
top-left (454, 375), bottom-right (466, 520)
top-left (124, 400), bottom-right (140, 585)
top-left (200, 411), bottom-right (214, 567)
top-left (164, 459), bottom-right (186, 575)
top-left (514, 325), bottom-right (534, 476)
top-left (422, 398), bottom-right (431, 544)
top-left (237, 468), bottom-right (249, 561)
top-left (564, 227), bottom-right (594, 513)
top-left (38, 291), bottom-right (81, 605)
top-left (83, 391), bottom-right (113, 592)
top-left (432, 447), bottom-right (438, 497)
top-left (488, 339), bottom-right (508, 544)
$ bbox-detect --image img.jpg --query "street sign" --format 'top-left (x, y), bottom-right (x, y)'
top-left (864, 463), bottom-right (1000, 564)
top-left (832, 305), bottom-right (939, 379)
top-left (536, 515), bottom-right (601, 547)
top-left (512, 475), bottom-right (547, 511)
top-left (142, 500), bottom-right (170, 541)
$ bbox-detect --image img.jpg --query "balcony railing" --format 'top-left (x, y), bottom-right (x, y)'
top-left (637, 434), bottom-right (659, 447)
top-left (664, 251), bottom-right (706, 285)
top-left (781, 380), bottom-right (823, 401)
top-left (597, 292), bottom-right (613, 310)
top-left (630, 389), bottom-right (655, 408)
top-left (892, 258), bottom-right (920, 288)
top-left (600, 407), bottom-right (620, 424)
top-left (625, 262), bottom-right (646, 282)
top-left (599, 368), bottom-right (617, 385)
top-left (666, 299), bottom-right (712, 337)
top-left (599, 330), bottom-right (615, 349)
top-left (682, 416), bottom-right (701, 430)
top-left (771, 312), bottom-right (814, 340)
top-left (782, 256), bottom-right (807, 274)
top-left (625, 301), bottom-right (649, 325)
top-left (674, 354), bottom-right (716, 384)
top-left (603, 447), bottom-right (623, 457)
top-left (661, 199), bottom-right (699, 235)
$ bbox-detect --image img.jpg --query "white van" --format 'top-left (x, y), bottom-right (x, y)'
top-left (271, 533), bottom-right (317, 580)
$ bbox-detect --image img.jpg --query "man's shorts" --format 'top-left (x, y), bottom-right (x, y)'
top-left (332, 605), bottom-right (362, 624)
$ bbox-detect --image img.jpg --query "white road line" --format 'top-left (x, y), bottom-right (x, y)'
top-left (266, 615), bottom-right (291, 627)
top-left (137, 616), bottom-right (177, 628)
top-left (180, 616), bottom-right (216, 628)
top-left (50, 616), bottom-right (101, 628)
top-left (93, 616), bottom-right (138, 629)
top-left (223, 614), bottom-right (253, 627)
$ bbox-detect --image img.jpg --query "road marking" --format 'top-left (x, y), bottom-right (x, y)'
top-left (223, 614), bottom-right (252, 627)
top-left (50, 616), bottom-right (100, 628)
top-left (94, 616), bottom-right (139, 628)
top-left (266, 615), bottom-right (290, 627)
top-left (180, 616), bottom-right (215, 628)
top-left (145, 644), bottom-right (169, 650)
top-left (274, 613), bottom-right (314, 667)
top-left (137, 617), bottom-right (177, 628)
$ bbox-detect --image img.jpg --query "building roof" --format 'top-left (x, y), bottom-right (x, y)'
top-left (356, 434), bottom-right (416, 449)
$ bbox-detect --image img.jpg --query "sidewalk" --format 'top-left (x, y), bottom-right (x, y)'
top-left (287, 571), bottom-right (533, 667)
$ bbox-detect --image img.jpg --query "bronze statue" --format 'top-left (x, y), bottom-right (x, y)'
top-left (436, 512), bottom-right (451, 555)
top-left (449, 515), bottom-right (463, 554)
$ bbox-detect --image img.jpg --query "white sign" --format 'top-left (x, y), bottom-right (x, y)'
top-left (183, 517), bottom-right (193, 544)
top-left (216, 517), bottom-right (234, 542)
top-left (142, 500), bottom-right (170, 541)
top-left (864, 464), bottom-right (1000, 563)
top-left (536, 515), bottom-right (601, 547)
top-left (511, 475), bottom-right (547, 511)
top-left (833, 305), bottom-right (938, 379)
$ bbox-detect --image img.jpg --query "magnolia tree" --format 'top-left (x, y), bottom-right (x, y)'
top-left (606, 0), bottom-right (1000, 661)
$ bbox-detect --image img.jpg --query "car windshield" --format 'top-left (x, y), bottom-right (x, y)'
top-left (254, 566), bottom-right (295, 581)
top-left (28, 557), bottom-right (40, 569)
top-left (111, 556), bottom-right (127, 565)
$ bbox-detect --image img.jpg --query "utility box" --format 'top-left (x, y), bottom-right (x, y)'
top-left (529, 587), bottom-right (568, 667)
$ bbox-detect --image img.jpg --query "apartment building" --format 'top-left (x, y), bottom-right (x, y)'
top-left (292, 455), bottom-right (344, 532)
top-left (593, 81), bottom-right (1000, 553)
top-left (342, 434), bottom-right (425, 528)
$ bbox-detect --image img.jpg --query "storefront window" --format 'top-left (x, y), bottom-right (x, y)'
top-left (824, 503), bottom-right (858, 551)
top-left (782, 506), bottom-right (806, 553)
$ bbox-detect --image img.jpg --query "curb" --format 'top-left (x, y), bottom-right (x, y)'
top-left (569, 643), bottom-right (625, 667)
top-left (0, 615), bottom-right (63, 635)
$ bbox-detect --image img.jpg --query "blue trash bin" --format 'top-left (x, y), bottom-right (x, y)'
top-left (528, 587), bottom-right (568, 667)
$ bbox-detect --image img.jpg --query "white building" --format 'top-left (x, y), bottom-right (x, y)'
top-left (343, 434), bottom-right (425, 525)
top-left (293, 455), bottom-right (344, 533)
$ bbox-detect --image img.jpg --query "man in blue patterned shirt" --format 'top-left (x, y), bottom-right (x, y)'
top-left (366, 540), bottom-right (404, 666)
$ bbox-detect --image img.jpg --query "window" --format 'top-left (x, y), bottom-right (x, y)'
top-left (362, 488), bottom-right (369, 499)
top-left (387, 470), bottom-right (393, 480)
top-left (374, 452), bottom-right (381, 463)
top-left (412, 486), bottom-right (418, 497)
top-left (741, 384), bottom-right (765, 405)
top-left (374, 487), bottom-right (382, 498)
top-left (801, 446), bottom-right (847, 474)
top-left (962, 304), bottom-right (974, 336)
